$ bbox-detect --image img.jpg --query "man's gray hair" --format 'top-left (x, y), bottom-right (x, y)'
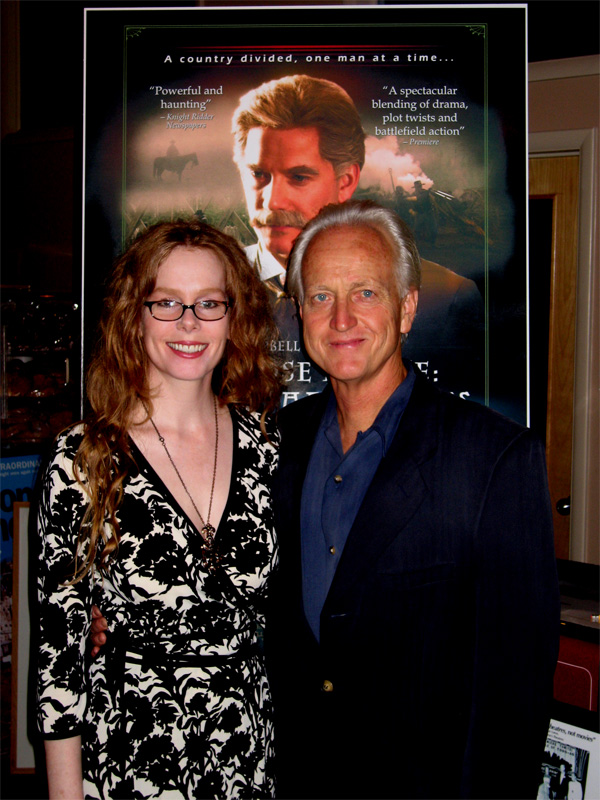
top-left (287, 200), bottom-right (422, 303)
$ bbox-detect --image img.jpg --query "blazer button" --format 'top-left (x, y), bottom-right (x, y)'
top-left (322, 679), bottom-right (334, 692)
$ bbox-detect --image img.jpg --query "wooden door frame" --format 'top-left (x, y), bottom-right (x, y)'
top-left (529, 155), bottom-right (578, 559)
top-left (529, 127), bottom-right (597, 561)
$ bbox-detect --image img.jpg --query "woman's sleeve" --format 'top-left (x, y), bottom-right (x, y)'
top-left (36, 429), bottom-right (93, 739)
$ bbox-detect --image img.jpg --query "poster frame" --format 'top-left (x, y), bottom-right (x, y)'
top-left (10, 501), bottom-right (36, 775)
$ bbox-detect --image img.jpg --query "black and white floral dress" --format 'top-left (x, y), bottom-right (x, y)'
top-left (37, 407), bottom-right (279, 799)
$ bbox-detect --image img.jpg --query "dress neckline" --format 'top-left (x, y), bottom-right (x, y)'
top-left (128, 404), bottom-right (238, 541)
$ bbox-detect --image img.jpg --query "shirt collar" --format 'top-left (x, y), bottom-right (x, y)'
top-left (321, 362), bottom-right (416, 456)
top-left (248, 242), bottom-right (287, 282)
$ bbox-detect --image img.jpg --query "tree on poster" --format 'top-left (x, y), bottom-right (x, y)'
top-left (84, 4), bottom-right (527, 421)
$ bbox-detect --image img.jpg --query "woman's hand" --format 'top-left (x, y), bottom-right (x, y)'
top-left (90, 605), bottom-right (108, 658)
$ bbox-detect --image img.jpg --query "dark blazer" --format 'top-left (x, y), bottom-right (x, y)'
top-left (267, 368), bottom-right (559, 800)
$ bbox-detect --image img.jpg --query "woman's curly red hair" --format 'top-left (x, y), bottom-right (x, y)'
top-left (71, 220), bottom-right (283, 581)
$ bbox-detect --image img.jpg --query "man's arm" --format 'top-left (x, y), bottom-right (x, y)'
top-left (462, 429), bottom-right (560, 799)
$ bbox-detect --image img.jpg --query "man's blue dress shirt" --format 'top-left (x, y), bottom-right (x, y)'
top-left (300, 364), bottom-right (416, 640)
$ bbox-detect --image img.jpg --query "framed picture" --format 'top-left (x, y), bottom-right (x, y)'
top-left (10, 501), bottom-right (36, 774)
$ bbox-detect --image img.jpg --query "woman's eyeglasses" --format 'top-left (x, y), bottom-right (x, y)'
top-left (144, 299), bottom-right (230, 322)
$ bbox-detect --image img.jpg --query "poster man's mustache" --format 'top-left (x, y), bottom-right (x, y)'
top-left (252, 210), bottom-right (308, 228)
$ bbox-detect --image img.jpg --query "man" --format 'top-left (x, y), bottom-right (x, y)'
top-left (267, 200), bottom-right (559, 799)
top-left (232, 74), bottom-right (363, 274)
top-left (231, 75), bottom-right (484, 404)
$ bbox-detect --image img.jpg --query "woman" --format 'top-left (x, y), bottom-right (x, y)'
top-left (36, 221), bottom-right (283, 799)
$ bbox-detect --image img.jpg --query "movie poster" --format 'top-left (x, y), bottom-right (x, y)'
top-left (84, 4), bottom-right (527, 421)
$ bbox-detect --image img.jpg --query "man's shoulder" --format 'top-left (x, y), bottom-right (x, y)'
top-left (244, 243), bottom-right (259, 261)
top-left (419, 258), bottom-right (480, 299)
top-left (277, 391), bottom-right (329, 435)
top-left (278, 391), bottom-right (327, 417)
top-left (410, 368), bottom-right (533, 449)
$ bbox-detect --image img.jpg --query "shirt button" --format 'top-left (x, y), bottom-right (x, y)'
top-left (329, 546), bottom-right (336, 555)
top-left (334, 474), bottom-right (343, 483)
top-left (322, 680), bottom-right (334, 692)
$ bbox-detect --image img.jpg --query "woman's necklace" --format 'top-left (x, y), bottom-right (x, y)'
top-left (147, 395), bottom-right (222, 573)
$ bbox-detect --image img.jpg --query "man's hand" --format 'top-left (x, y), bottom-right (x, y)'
top-left (90, 605), bottom-right (108, 658)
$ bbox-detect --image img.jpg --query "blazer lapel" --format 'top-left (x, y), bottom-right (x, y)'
top-left (273, 389), bottom-right (333, 645)
top-left (323, 373), bottom-right (441, 609)
top-left (276, 388), bottom-right (331, 518)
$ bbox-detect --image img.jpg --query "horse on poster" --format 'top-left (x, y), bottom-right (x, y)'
top-left (153, 153), bottom-right (198, 181)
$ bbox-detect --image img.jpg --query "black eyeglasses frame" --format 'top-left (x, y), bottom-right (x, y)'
top-left (143, 300), bottom-right (231, 322)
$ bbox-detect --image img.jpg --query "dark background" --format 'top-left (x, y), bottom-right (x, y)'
top-left (1, 2), bottom-right (598, 799)
top-left (16, 0), bottom-right (600, 131)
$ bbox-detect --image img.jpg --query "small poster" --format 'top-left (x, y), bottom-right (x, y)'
top-left (539, 719), bottom-right (600, 800)
top-left (0, 455), bottom-right (41, 662)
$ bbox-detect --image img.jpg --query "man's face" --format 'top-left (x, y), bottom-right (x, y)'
top-left (299, 225), bottom-right (418, 392)
top-left (238, 126), bottom-right (359, 266)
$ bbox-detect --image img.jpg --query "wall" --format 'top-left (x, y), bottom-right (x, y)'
top-left (529, 55), bottom-right (600, 564)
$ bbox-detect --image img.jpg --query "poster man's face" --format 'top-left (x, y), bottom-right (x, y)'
top-left (238, 126), bottom-right (359, 267)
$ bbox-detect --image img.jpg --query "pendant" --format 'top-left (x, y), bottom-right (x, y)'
top-left (200, 524), bottom-right (221, 573)
top-left (201, 523), bottom-right (216, 544)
